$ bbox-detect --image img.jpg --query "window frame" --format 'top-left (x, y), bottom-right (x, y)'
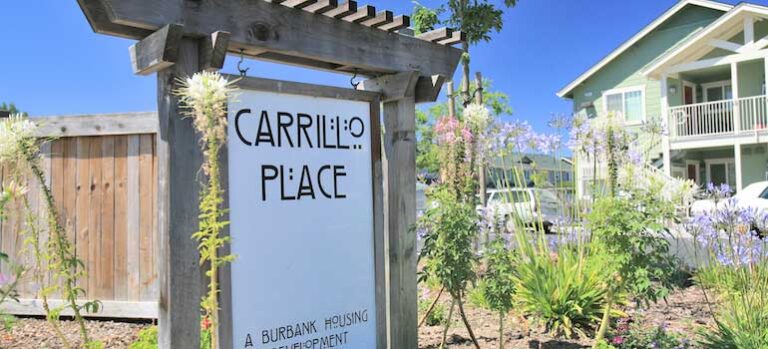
top-left (601, 85), bottom-right (646, 125)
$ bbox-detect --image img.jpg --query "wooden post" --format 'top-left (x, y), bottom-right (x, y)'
top-left (475, 72), bottom-right (486, 208)
top-left (379, 73), bottom-right (419, 349)
top-left (447, 81), bottom-right (456, 119)
top-left (156, 37), bottom-right (204, 349)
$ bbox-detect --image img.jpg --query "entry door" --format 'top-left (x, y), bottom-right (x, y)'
top-left (687, 163), bottom-right (698, 183)
top-left (684, 85), bottom-right (694, 105)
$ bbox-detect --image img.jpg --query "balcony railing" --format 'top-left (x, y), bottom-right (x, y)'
top-left (668, 95), bottom-right (768, 140)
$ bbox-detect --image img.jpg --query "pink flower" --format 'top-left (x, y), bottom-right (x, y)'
top-left (611, 336), bottom-right (624, 345)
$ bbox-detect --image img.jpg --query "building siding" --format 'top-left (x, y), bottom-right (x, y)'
top-left (571, 5), bottom-right (724, 124)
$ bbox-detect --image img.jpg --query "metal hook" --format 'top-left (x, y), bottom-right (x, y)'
top-left (237, 49), bottom-right (250, 77)
top-left (350, 71), bottom-right (362, 89)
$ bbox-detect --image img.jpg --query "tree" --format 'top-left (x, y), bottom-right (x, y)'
top-left (413, 0), bottom-right (520, 105)
top-left (0, 102), bottom-right (27, 116)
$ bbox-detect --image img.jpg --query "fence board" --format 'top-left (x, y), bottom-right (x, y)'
top-left (99, 137), bottom-right (116, 300)
top-left (138, 134), bottom-right (154, 301)
top-left (114, 136), bottom-right (129, 301)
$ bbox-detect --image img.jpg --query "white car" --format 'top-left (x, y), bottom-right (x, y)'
top-left (481, 188), bottom-right (567, 233)
top-left (690, 181), bottom-right (768, 215)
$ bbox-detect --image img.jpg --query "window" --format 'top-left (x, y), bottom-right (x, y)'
top-left (702, 81), bottom-right (733, 102)
top-left (603, 86), bottom-right (645, 123)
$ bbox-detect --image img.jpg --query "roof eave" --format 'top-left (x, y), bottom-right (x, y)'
top-left (557, 0), bottom-right (733, 99)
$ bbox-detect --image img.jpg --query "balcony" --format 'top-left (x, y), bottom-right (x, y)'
top-left (668, 95), bottom-right (768, 146)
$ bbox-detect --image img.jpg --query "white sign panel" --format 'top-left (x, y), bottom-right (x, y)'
top-left (228, 88), bottom-right (377, 349)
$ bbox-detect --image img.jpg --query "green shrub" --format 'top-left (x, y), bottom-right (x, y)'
top-left (512, 240), bottom-right (620, 339)
top-left (129, 326), bottom-right (157, 349)
top-left (418, 297), bottom-right (446, 327)
top-left (610, 323), bottom-right (692, 349)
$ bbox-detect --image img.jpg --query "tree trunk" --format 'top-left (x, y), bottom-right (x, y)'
top-left (457, 294), bottom-right (481, 349)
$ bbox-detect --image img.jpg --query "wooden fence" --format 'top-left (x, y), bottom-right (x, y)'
top-left (0, 112), bottom-right (159, 319)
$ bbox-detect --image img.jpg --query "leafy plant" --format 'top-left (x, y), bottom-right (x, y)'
top-left (176, 71), bottom-right (237, 349)
top-left (419, 186), bottom-right (480, 348)
top-left (418, 293), bottom-right (446, 327)
top-left (129, 326), bottom-right (158, 349)
top-left (479, 237), bottom-right (515, 348)
top-left (688, 195), bottom-right (768, 348)
top-left (608, 321), bottom-right (692, 349)
top-left (512, 239), bottom-right (620, 339)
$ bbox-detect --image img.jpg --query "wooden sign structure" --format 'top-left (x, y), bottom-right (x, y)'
top-left (77, 1), bottom-right (463, 348)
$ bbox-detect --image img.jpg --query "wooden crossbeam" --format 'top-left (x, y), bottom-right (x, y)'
top-left (303, 0), bottom-right (338, 14)
top-left (378, 15), bottom-right (410, 33)
top-left (437, 31), bottom-right (466, 46)
top-left (79, 0), bottom-right (463, 78)
top-left (417, 28), bottom-right (453, 43)
top-left (281, 0), bottom-right (318, 9)
top-left (324, 1), bottom-right (357, 18)
top-left (342, 4), bottom-right (376, 23)
top-left (201, 31), bottom-right (231, 71)
top-left (128, 24), bottom-right (184, 76)
top-left (360, 10), bottom-right (393, 28)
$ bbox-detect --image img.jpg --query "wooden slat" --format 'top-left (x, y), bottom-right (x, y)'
top-left (34, 112), bottom-right (158, 138)
top-left (417, 28), bottom-right (453, 43)
top-left (138, 134), bottom-right (154, 301)
top-left (49, 140), bottom-right (65, 296)
top-left (113, 136), bottom-right (129, 301)
top-left (281, 0), bottom-right (317, 9)
top-left (437, 31), bottom-right (467, 46)
top-left (342, 4), bottom-right (375, 23)
top-left (98, 137), bottom-right (115, 300)
top-left (87, 137), bottom-right (103, 296)
top-left (3, 299), bottom-right (158, 319)
top-left (62, 139), bottom-right (78, 253)
top-left (75, 138), bottom-right (91, 293)
top-left (303, 0), bottom-right (338, 14)
top-left (323, 0), bottom-right (357, 19)
top-left (360, 10), bottom-right (393, 28)
top-left (126, 136), bottom-right (140, 300)
top-left (378, 15), bottom-right (410, 33)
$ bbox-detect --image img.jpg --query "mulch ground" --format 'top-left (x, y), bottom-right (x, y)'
top-left (0, 286), bottom-right (712, 349)
top-left (418, 285), bottom-right (713, 349)
top-left (0, 318), bottom-right (151, 349)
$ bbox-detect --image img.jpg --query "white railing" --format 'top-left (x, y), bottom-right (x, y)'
top-left (668, 95), bottom-right (768, 139)
top-left (738, 95), bottom-right (768, 132)
top-left (669, 99), bottom-right (734, 138)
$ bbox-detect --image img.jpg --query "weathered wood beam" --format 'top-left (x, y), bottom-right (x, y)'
top-left (281, 0), bottom-right (318, 9)
top-left (324, 1), bottom-right (357, 18)
top-left (379, 15), bottom-right (410, 33)
top-left (437, 31), bottom-right (467, 46)
top-left (200, 31), bottom-right (230, 71)
top-left (303, 0), bottom-right (338, 14)
top-left (129, 24), bottom-right (184, 76)
top-left (357, 71), bottom-right (419, 102)
top-left (415, 75), bottom-right (446, 103)
top-left (360, 10), bottom-right (393, 28)
top-left (379, 71), bottom-right (420, 349)
top-left (156, 38), bottom-right (205, 349)
top-left (33, 112), bottom-right (158, 137)
top-left (79, 0), bottom-right (462, 82)
top-left (418, 28), bottom-right (453, 43)
top-left (342, 4), bottom-right (376, 23)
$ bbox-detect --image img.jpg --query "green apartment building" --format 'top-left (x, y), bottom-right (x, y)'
top-left (559, 0), bottom-right (768, 197)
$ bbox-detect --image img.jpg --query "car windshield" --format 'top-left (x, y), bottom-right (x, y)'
top-left (490, 190), bottom-right (531, 204)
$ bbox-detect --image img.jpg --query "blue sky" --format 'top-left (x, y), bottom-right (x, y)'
top-left (1, 0), bottom-right (764, 133)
